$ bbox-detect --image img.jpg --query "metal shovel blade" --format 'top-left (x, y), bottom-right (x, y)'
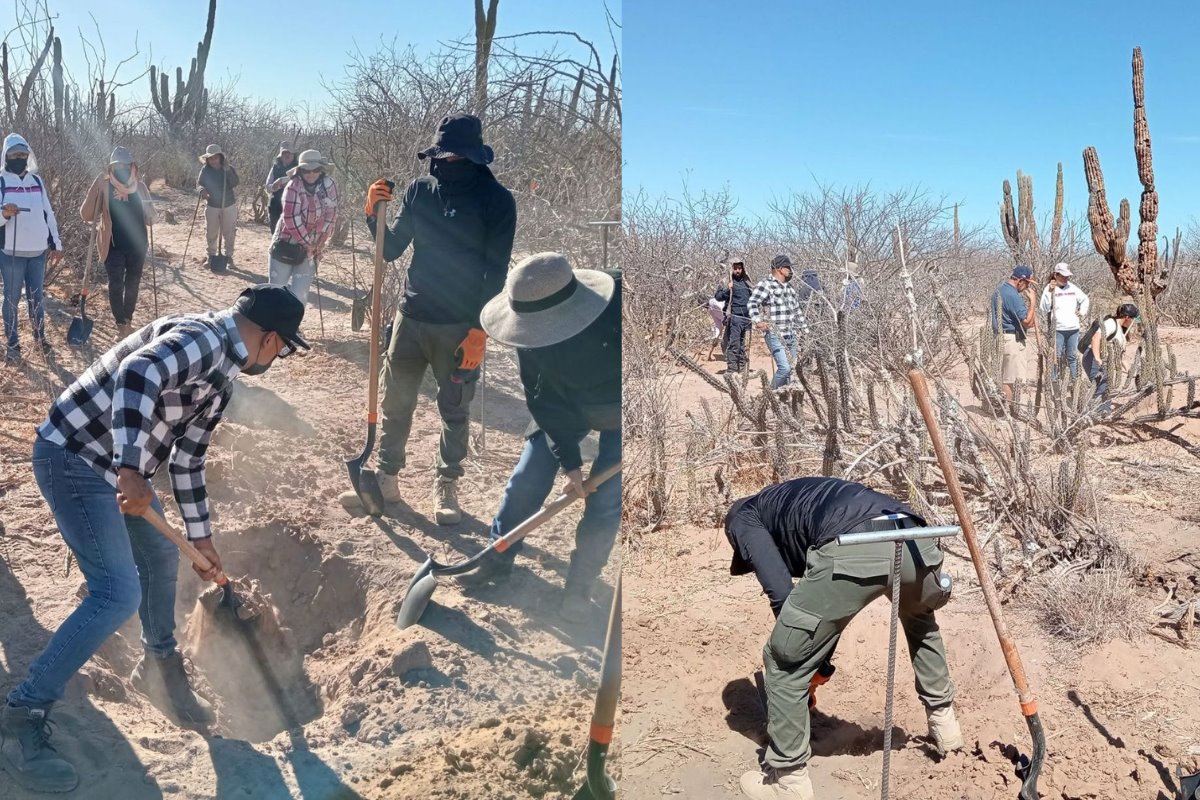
top-left (1180, 769), bottom-right (1200, 800)
top-left (66, 315), bottom-right (93, 345)
top-left (1016, 712), bottom-right (1046, 800)
top-left (209, 254), bottom-right (230, 274)
top-left (395, 570), bottom-right (439, 630)
top-left (345, 426), bottom-right (385, 517)
top-left (351, 292), bottom-right (368, 332)
top-left (571, 770), bottom-right (616, 800)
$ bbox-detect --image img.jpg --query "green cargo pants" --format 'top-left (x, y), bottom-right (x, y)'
top-left (377, 314), bottom-right (476, 480)
top-left (762, 537), bottom-right (956, 770)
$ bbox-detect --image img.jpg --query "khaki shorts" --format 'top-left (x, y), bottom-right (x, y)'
top-left (1000, 333), bottom-right (1027, 383)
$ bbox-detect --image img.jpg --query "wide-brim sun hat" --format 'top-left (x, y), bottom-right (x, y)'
top-left (198, 144), bottom-right (224, 163)
top-left (417, 112), bottom-right (494, 165)
top-left (288, 149), bottom-right (328, 176)
top-left (481, 252), bottom-right (614, 348)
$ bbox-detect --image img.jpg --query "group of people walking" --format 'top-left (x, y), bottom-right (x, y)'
top-left (0, 112), bottom-right (622, 793)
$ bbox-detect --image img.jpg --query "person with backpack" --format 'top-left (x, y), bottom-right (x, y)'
top-left (337, 113), bottom-right (516, 525)
top-left (263, 142), bottom-right (295, 233)
top-left (748, 255), bottom-right (803, 389)
top-left (1080, 302), bottom-right (1139, 412)
top-left (989, 265), bottom-right (1038, 405)
top-left (734, 478), bottom-right (963, 800)
top-left (1038, 262), bottom-right (1090, 381)
top-left (714, 258), bottom-right (752, 374)
top-left (0, 134), bottom-right (63, 362)
top-left (195, 145), bottom-right (239, 268)
top-left (80, 146), bottom-right (158, 339)
top-left (267, 150), bottom-right (338, 305)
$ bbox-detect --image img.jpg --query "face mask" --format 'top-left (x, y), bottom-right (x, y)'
top-left (113, 167), bottom-right (132, 183)
top-left (243, 335), bottom-right (277, 376)
top-left (781, 270), bottom-right (793, 282)
top-left (430, 158), bottom-right (476, 182)
top-left (6, 158), bottom-right (27, 174)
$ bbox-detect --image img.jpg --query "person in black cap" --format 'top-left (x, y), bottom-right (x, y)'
top-left (1081, 302), bottom-right (1139, 412)
top-left (340, 113), bottom-right (517, 525)
top-left (0, 284), bottom-right (307, 793)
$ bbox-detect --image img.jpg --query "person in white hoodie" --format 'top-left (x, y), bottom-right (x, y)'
top-left (1038, 262), bottom-right (1089, 381)
top-left (0, 133), bottom-right (63, 361)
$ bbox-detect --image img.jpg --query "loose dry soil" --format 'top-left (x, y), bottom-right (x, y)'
top-left (0, 184), bottom-right (614, 799)
top-left (621, 331), bottom-right (1200, 799)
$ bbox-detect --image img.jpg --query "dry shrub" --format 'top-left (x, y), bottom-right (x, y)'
top-left (1028, 539), bottom-right (1143, 646)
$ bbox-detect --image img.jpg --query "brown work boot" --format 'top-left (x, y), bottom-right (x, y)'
top-left (927, 704), bottom-right (965, 755)
top-left (739, 765), bottom-right (813, 800)
top-left (433, 477), bottom-right (461, 525)
top-left (338, 469), bottom-right (403, 510)
top-left (0, 704), bottom-right (79, 793)
top-left (131, 652), bottom-right (215, 728)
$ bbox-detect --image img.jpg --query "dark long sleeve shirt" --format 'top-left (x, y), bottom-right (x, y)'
top-left (517, 273), bottom-right (621, 471)
top-left (366, 166), bottom-right (516, 326)
top-left (197, 164), bottom-right (239, 208)
top-left (724, 478), bottom-right (922, 613)
top-left (714, 275), bottom-right (752, 316)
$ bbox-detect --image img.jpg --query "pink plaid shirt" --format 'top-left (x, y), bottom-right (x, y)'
top-left (277, 174), bottom-right (338, 250)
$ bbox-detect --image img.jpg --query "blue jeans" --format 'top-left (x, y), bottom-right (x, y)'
top-left (488, 429), bottom-right (622, 589)
top-left (9, 438), bottom-right (179, 708)
top-left (1054, 329), bottom-right (1080, 381)
top-left (764, 331), bottom-right (798, 388)
top-left (1082, 351), bottom-right (1109, 410)
top-left (0, 250), bottom-right (47, 352)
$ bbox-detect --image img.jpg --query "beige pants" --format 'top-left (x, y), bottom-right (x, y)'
top-left (1001, 333), bottom-right (1027, 383)
top-left (205, 205), bottom-right (237, 258)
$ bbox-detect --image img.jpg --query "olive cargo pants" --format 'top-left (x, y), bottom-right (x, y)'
top-left (762, 536), bottom-right (956, 769)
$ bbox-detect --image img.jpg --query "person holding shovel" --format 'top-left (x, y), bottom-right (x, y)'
top-left (748, 255), bottom-right (803, 389)
top-left (0, 284), bottom-right (309, 794)
top-left (196, 144), bottom-right (239, 269)
top-left (734, 477), bottom-right (964, 800)
top-left (0, 133), bottom-right (63, 362)
top-left (338, 113), bottom-right (516, 525)
top-left (268, 149), bottom-right (338, 305)
top-left (464, 253), bottom-right (621, 622)
top-left (80, 146), bottom-right (158, 339)
top-left (263, 141), bottom-right (295, 233)
top-left (714, 258), bottom-right (752, 374)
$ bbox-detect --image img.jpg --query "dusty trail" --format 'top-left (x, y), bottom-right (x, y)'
top-left (0, 183), bottom-right (613, 799)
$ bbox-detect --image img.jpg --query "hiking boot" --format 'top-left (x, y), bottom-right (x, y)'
top-left (116, 324), bottom-right (133, 339)
top-left (32, 337), bottom-right (52, 354)
top-left (3, 347), bottom-right (21, 364)
top-left (739, 765), bottom-right (813, 800)
top-left (130, 652), bottom-right (215, 728)
top-left (338, 469), bottom-right (403, 511)
top-left (456, 549), bottom-right (516, 588)
top-left (927, 704), bottom-right (964, 755)
top-left (434, 477), bottom-right (461, 525)
top-left (0, 704), bottom-right (78, 793)
top-left (558, 581), bottom-right (594, 624)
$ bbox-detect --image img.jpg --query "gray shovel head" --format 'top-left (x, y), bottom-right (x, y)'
top-left (1180, 769), bottom-right (1200, 800)
top-left (66, 315), bottom-right (93, 345)
top-left (351, 292), bottom-right (368, 332)
top-left (396, 570), bottom-right (439, 629)
top-left (209, 254), bottom-right (230, 274)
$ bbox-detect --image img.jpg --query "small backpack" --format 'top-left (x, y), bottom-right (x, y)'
top-left (1077, 316), bottom-right (1119, 355)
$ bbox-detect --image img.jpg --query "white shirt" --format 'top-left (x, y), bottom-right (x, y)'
top-left (1038, 281), bottom-right (1090, 332)
top-left (1098, 318), bottom-right (1128, 351)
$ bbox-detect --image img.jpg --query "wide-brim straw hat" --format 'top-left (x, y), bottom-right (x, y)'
top-left (481, 252), bottom-right (614, 348)
top-left (287, 149), bottom-right (328, 177)
top-left (198, 144), bottom-right (224, 163)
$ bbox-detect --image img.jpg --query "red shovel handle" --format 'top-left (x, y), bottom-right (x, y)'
top-left (141, 508), bottom-right (231, 588)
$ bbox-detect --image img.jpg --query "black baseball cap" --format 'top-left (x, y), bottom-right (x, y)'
top-left (234, 284), bottom-right (311, 351)
top-left (771, 254), bottom-right (794, 270)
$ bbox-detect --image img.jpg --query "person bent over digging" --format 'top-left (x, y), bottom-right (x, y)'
top-left (1, 285), bottom-right (310, 793)
top-left (339, 113), bottom-right (516, 524)
top-left (464, 253), bottom-right (621, 623)
top-left (734, 477), bottom-right (964, 800)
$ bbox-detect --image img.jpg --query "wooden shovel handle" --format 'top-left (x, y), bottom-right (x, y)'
top-left (367, 199), bottom-right (388, 421)
top-left (907, 368), bottom-right (1038, 714)
top-left (141, 508), bottom-right (230, 588)
top-left (494, 461), bottom-right (622, 552)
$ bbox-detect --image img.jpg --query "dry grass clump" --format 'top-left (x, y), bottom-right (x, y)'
top-left (1028, 536), bottom-right (1143, 645)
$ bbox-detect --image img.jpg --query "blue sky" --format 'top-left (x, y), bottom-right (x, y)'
top-left (13, 1), bottom-right (618, 110)
top-left (625, 0), bottom-right (1200, 233)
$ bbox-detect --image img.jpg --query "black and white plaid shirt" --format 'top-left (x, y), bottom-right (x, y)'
top-left (38, 311), bottom-right (248, 540)
top-left (748, 278), bottom-right (804, 335)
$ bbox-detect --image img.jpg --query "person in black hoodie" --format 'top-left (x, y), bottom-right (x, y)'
top-left (467, 253), bottom-right (620, 623)
top-left (729, 477), bottom-right (963, 800)
top-left (715, 258), bottom-right (752, 374)
top-left (339, 113), bottom-right (516, 525)
top-left (263, 142), bottom-right (295, 233)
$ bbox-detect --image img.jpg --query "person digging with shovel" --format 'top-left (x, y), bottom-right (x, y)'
top-left (461, 253), bottom-right (621, 623)
top-left (0, 133), bottom-right (63, 363)
top-left (733, 477), bottom-right (964, 800)
top-left (0, 284), bottom-right (309, 794)
top-left (80, 146), bottom-right (158, 340)
top-left (338, 113), bottom-right (516, 525)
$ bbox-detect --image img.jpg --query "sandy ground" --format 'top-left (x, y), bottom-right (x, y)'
top-left (620, 331), bottom-right (1200, 799)
top-left (0, 184), bottom-right (614, 799)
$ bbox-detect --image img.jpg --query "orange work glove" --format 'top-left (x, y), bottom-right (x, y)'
top-left (457, 328), bottom-right (488, 370)
top-left (364, 179), bottom-right (394, 217)
top-left (808, 662), bottom-right (835, 710)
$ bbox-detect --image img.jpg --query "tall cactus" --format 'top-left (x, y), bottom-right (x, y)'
top-left (150, 0), bottom-right (215, 139)
top-left (1083, 47), bottom-right (1165, 300)
top-left (51, 37), bottom-right (63, 131)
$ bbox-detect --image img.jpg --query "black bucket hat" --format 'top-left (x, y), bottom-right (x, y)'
top-left (417, 113), bottom-right (494, 165)
top-left (234, 284), bottom-right (311, 351)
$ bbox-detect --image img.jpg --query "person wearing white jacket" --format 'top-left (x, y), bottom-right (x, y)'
top-left (1038, 262), bottom-right (1089, 381)
top-left (0, 133), bottom-right (63, 361)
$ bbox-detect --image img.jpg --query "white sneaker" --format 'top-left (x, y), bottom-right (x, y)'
top-left (739, 765), bottom-right (813, 800)
top-left (927, 705), bottom-right (965, 754)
